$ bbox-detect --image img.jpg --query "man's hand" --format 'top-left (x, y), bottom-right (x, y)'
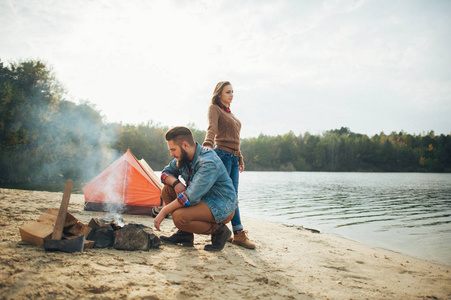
top-left (239, 164), bottom-right (245, 173)
top-left (154, 209), bottom-right (167, 231)
top-left (154, 200), bottom-right (184, 231)
top-left (174, 182), bottom-right (187, 195)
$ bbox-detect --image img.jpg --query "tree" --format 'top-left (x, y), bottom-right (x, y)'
top-left (2, 59), bottom-right (451, 190)
top-left (0, 60), bottom-right (117, 184)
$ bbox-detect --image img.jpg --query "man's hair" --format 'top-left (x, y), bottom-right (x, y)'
top-left (211, 81), bottom-right (231, 106)
top-left (165, 126), bottom-right (195, 146)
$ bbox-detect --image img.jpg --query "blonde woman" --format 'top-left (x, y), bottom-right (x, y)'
top-left (202, 81), bottom-right (255, 249)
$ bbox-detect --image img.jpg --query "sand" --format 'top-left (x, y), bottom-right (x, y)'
top-left (0, 188), bottom-right (450, 300)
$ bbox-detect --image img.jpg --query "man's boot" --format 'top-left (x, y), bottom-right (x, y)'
top-left (204, 224), bottom-right (231, 252)
top-left (160, 230), bottom-right (194, 247)
top-left (232, 230), bottom-right (256, 249)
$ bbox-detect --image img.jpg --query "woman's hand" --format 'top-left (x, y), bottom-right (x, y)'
top-left (203, 146), bottom-right (212, 151)
top-left (239, 164), bottom-right (245, 173)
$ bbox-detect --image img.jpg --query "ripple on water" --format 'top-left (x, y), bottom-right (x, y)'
top-left (238, 172), bottom-right (451, 266)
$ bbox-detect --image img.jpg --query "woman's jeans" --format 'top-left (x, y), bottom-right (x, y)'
top-left (214, 148), bottom-right (243, 232)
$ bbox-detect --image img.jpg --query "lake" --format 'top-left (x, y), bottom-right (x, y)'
top-left (237, 172), bottom-right (451, 266)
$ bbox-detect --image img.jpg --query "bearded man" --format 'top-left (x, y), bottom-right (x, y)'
top-left (154, 126), bottom-right (237, 251)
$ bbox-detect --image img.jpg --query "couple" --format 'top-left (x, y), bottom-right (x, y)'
top-left (154, 81), bottom-right (255, 251)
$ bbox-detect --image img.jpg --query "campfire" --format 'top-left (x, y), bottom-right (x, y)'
top-left (18, 180), bottom-right (160, 253)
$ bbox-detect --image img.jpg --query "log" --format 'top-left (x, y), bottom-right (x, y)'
top-left (113, 224), bottom-right (160, 251)
top-left (37, 208), bottom-right (77, 227)
top-left (66, 221), bottom-right (92, 237)
top-left (51, 180), bottom-right (73, 240)
top-left (87, 226), bottom-right (114, 248)
top-left (19, 221), bottom-right (53, 246)
top-left (88, 217), bottom-right (123, 230)
top-left (84, 240), bottom-right (95, 249)
top-left (88, 218), bottom-right (103, 229)
top-left (19, 206), bottom-right (77, 246)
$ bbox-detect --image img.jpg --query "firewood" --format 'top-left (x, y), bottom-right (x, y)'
top-left (19, 221), bottom-right (53, 246)
top-left (84, 240), bottom-right (95, 249)
top-left (66, 221), bottom-right (92, 237)
top-left (87, 225), bottom-right (114, 248)
top-left (113, 224), bottom-right (160, 251)
top-left (37, 208), bottom-right (77, 227)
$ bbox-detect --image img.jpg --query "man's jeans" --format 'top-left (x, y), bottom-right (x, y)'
top-left (161, 185), bottom-right (234, 234)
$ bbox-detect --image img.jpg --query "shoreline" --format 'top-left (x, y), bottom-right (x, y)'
top-left (246, 216), bottom-right (451, 268)
top-left (1, 188), bottom-right (450, 299)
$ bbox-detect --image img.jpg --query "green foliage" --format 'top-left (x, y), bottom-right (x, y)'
top-left (240, 127), bottom-right (451, 172)
top-left (1, 60), bottom-right (450, 191)
top-left (0, 60), bottom-right (116, 185)
top-left (112, 121), bottom-right (171, 171)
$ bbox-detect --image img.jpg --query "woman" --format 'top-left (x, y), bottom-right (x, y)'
top-left (202, 81), bottom-right (256, 249)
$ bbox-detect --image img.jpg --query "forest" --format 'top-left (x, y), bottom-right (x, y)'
top-left (1, 60), bottom-right (450, 189)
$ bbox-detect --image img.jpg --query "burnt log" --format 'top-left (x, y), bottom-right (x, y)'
top-left (87, 225), bottom-right (114, 248)
top-left (88, 217), bottom-right (123, 230)
top-left (113, 224), bottom-right (160, 251)
top-left (88, 218), bottom-right (103, 229)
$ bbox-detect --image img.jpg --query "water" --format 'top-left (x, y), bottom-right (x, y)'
top-left (237, 172), bottom-right (451, 266)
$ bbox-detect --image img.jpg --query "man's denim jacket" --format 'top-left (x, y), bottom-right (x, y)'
top-left (161, 143), bottom-right (238, 223)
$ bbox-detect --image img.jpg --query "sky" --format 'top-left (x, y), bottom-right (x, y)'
top-left (1, 0), bottom-right (450, 138)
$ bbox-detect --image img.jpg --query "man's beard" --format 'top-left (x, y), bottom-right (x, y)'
top-left (176, 148), bottom-right (190, 169)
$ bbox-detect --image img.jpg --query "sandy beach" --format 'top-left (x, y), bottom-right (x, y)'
top-left (1, 188), bottom-right (450, 300)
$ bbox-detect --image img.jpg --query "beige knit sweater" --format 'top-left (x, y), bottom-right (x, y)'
top-left (202, 104), bottom-right (244, 165)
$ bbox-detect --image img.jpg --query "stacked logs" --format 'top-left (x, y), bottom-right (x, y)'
top-left (19, 214), bottom-right (160, 252)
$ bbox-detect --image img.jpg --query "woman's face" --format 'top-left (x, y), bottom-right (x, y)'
top-left (219, 84), bottom-right (233, 107)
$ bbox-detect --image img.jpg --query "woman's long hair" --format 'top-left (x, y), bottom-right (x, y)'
top-left (210, 81), bottom-right (231, 106)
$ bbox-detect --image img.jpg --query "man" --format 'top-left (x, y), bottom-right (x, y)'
top-left (154, 126), bottom-right (238, 251)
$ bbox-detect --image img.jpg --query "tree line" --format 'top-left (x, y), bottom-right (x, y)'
top-left (241, 128), bottom-right (451, 172)
top-left (1, 60), bottom-right (450, 189)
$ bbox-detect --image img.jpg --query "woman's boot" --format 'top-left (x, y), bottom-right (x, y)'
top-left (232, 230), bottom-right (256, 249)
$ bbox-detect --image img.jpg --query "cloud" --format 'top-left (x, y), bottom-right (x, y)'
top-left (1, 0), bottom-right (450, 138)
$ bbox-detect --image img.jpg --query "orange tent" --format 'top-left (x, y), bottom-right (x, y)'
top-left (83, 150), bottom-right (163, 215)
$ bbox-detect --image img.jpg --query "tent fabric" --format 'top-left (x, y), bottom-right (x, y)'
top-left (83, 150), bottom-right (163, 215)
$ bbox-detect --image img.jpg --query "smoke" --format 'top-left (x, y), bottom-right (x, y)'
top-left (20, 98), bottom-right (121, 187)
top-left (0, 60), bottom-right (129, 229)
top-left (102, 191), bottom-right (127, 227)
top-left (99, 167), bottom-right (126, 227)
top-left (83, 150), bottom-right (138, 224)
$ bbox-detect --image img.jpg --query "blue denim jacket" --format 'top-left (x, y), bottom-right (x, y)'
top-left (161, 143), bottom-right (238, 223)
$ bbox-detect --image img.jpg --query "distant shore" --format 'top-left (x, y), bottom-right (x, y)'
top-left (1, 188), bottom-right (450, 299)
